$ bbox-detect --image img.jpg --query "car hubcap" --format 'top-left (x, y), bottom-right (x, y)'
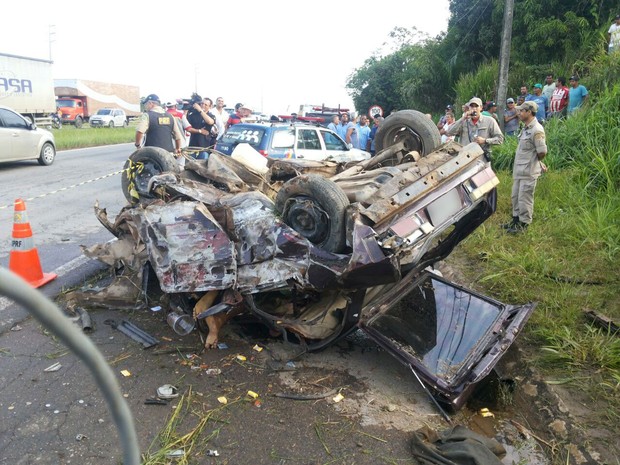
top-left (284, 197), bottom-right (329, 244)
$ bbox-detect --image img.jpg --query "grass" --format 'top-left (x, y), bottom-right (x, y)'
top-left (50, 123), bottom-right (135, 151)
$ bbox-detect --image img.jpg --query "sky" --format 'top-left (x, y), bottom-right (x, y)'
top-left (0, 0), bottom-right (450, 116)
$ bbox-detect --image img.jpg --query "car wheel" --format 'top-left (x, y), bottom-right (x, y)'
top-left (74, 116), bottom-right (83, 129)
top-left (38, 142), bottom-right (56, 166)
top-left (109, 121), bottom-right (115, 128)
top-left (121, 147), bottom-right (181, 204)
top-left (123, 119), bottom-right (128, 128)
top-left (275, 174), bottom-right (349, 253)
top-left (374, 110), bottom-right (441, 155)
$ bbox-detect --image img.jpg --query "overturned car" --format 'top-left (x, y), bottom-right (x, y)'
top-left (84, 110), bottom-right (535, 409)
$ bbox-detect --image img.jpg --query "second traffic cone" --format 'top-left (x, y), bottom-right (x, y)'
top-left (8, 198), bottom-right (57, 288)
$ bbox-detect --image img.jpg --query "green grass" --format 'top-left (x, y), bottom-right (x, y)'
top-left (50, 123), bottom-right (135, 151)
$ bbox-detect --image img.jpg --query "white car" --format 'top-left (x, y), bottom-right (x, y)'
top-left (89, 108), bottom-right (127, 128)
top-left (0, 106), bottom-right (56, 165)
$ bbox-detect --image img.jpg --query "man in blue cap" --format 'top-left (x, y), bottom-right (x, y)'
top-left (526, 84), bottom-right (548, 124)
top-left (135, 94), bottom-right (183, 156)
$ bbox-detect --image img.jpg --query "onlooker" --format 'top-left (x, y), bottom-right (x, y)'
top-left (503, 101), bottom-right (547, 234)
top-left (354, 115), bottom-right (371, 151)
top-left (516, 95), bottom-right (526, 106)
top-left (135, 94), bottom-right (182, 156)
top-left (338, 113), bottom-right (353, 143)
top-left (440, 113), bottom-right (456, 143)
top-left (327, 114), bottom-right (339, 133)
top-left (482, 101), bottom-right (499, 123)
top-left (542, 74), bottom-right (556, 101)
top-left (166, 101), bottom-right (187, 149)
top-left (504, 98), bottom-right (519, 136)
top-left (446, 97), bottom-right (504, 151)
top-left (368, 115), bottom-right (383, 155)
top-left (210, 97), bottom-right (228, 141)
top-left (607, 14), bottom-right (620, 54)
top-left (186, 96), bottom-right (216, 154)
top-left (567, 76), bottom-right (589, 115)
top-left (549, 77), bottom-right (569, 118)
top-left (527, 84), bottom-right (549, 124)
top-left (165, 102), bottom-right (183, 119)
top-left (437, 105), bottom-right (453, 130)
top-left (519, 85), bottom-right (531, 102)
top-left (226, 103), bottom-right (244, 129)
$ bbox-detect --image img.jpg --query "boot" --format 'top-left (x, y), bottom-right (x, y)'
top-left (507, 221), bottom-right (529, 234)
top-left (501, 216), bottom-right (519, 229)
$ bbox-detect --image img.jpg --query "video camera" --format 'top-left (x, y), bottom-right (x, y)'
top-left (181, 93), bottom-right (202, 111)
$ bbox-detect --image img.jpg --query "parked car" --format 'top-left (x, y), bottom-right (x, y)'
top-left (215, 122), bottom-right (370, 163)
top-left (86, 110), bottom-right (534, 411)
top-left (89, 108), bottom-right (127, 128)
top-left (0, 106), bottom-right (56, 165)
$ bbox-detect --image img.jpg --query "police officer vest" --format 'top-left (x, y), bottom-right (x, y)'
top-left (145, 111), bottom-right (174, 152)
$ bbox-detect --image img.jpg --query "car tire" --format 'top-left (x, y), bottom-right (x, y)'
top-left (109, 121), bottom-right (114, 128)
top-left (123, 119), bottom-right (128, 128)
top-left (121, 147), bottom-right (180, 204)
top-left (74, 116), bottom-right (83, 129)
top-left (38, 142), bottom-right (56, 166)
top-left (374, 110), bottom-right (441, 155)
top-left (275, 174), bottom-right (349, 253)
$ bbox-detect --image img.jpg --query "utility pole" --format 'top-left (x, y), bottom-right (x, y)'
top-left (497, 0), bottom-right (514, 133)
top-left (48, 24), bottom-right (56, 61)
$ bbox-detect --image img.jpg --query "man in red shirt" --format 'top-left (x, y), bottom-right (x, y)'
top-left (548, 77), bottom-right (569, 118)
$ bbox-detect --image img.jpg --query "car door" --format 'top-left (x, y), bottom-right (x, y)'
top-left (294, 128), bottom-right (325, 160)
top-left (113, 110), bottom-right (125, 127)
top-left (319, 128), bottom-right (369, 163)
top-left (0, 108), bottom-right (37, 162)
top-left (359, 271), bottom-right (536, 409)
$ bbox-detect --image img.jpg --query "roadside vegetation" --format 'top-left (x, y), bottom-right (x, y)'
top-left (51, 124), bottom-right (134, 151)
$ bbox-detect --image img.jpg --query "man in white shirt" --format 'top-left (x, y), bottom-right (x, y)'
top-left (608, 15), bottom-right (620, 54)
top-left (210, 97), bottom-right (229, 140)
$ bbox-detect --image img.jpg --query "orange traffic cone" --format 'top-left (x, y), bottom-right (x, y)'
top-left (8, 198), bottom-right (57, 288)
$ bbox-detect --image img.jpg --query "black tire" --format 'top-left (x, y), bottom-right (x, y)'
top-left (374, 110), bottom-right (441, 155)
top-left (121, 147), bottom-right (180, 204)
top-left (108, 121), bottom-right (115, 128)
top-left (74, 116), bottom-right (83, 129)
top-left (275, 174), bottom-right (349, 253)
top-left (123, 119), bottom-right (128, 128)
top-left (38, 142), bottom-right (56, 166)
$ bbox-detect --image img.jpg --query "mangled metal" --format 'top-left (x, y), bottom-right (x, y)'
top-left (79, 113), bottom-right (534, 410)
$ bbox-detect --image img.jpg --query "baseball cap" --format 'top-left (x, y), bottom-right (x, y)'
top-left (234, 102), bottom-right (244, 110)
top-left (489, 101), bottom-right (497, 107)
top-left (533, 83), bottom-right (543, 89)
top-left (143, 94), bottom-right (160, 103)
top-left (507, 98), bottom-right (515, 104)
top-left (516, 101), bottom-right (538, 113)
top-left (615, 14), bottom-right (620, 19)
top-left (467, 97), bottom-right (483, 107)
top-left (165, 102), bottom-right (175, 108)
top-left (445, 105), bottom-right (453, 110)
top-left (569, 75), bottom-right (579, 81)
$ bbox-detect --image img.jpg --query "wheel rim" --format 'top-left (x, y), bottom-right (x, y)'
top-left (383, 126), bottom-right (425, 153)
top-left (284, 196), bottom-right (329, 244)
top-left (132, 159), bottom-right (165, 196)
top-left (41, 145), bottom-right (55, 163)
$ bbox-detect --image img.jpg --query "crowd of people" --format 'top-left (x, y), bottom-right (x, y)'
top-left (135, 93), bottom-right (254, 163)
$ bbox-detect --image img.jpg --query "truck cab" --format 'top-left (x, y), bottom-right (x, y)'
top-left (56, 97), bottom-right (86, 128)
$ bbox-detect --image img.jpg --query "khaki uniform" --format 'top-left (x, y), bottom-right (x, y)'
top-left (446, 114), bottom-right (504, 150)
top-left (511, 119), bottom-right (547, 224)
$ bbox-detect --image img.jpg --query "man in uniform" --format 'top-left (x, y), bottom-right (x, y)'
top-left (135, 94), bottom-right (182, 157)
top-left (503, 101), bottom-right (548, 234)
top-left (446, 97), bottom-right (504, 151)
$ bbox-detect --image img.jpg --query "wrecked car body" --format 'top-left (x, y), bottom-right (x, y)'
top-left (83, 110), bottom-right (535, 409)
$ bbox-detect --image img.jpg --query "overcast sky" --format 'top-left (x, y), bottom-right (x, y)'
top-left (1, 0), bottom-right (450, 116)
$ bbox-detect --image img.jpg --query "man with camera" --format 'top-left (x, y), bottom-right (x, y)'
top-left (186, 95), bottom-right (216, 153)
top-left (446, 97), bottom-right (504, 151)
top-left (135, 94), bottom-right (183, 155)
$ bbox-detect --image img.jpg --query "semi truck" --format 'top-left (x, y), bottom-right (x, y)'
top-left (0, 52), bottom-right (57, 126)
top-left (54, 79), bottom-right (141, 128)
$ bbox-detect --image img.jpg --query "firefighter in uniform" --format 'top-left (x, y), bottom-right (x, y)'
top-left (135, 94), bottom-right (183, 157)
top-left (503, 101), bottom-right (548, 233)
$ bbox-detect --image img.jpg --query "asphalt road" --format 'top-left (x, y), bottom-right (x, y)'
top-left (0, 143), bottom-right (131, 330)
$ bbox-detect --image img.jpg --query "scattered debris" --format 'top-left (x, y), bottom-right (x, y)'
top-left (236, 355), bottom-right (247, 362)
top-left (157, 385), bottom-right (179, 400)
top-left (144, 398), bottom-right (168, 406)
top-left (120, 370), bottom-right (131, 377)
top-left (166, 311), bottom-right (195, 336)
top-left (150, 305), bottom-right (162, 312)
top-left (75, 307), bottom-right (93, 332)
top-left (583, 308), bottom-right (619, 334)
top-left (104, 319), bottom-right (159, 349)
top-left (480, 408), bottom-right (495, 418)
top-left (252, 344), bottom-right (263, 352)
top-left (10, 325), bottom-right (22, 332)
top-left (44, 362), bottom-right (62, 372)
top-left (247, 390), bottom-right (259, 399)
top-left (217, 396), bottom-right (228, 405)
top-left (217, 343), bottom-right (228, 350)
top-left (165, 449), bottom-right (185, 459)
top-left (274, 388), bottom-right (339, 401)
top-left (333, 392), bottom-right (345, 403)
top-left (75, 434), bottom-right (87, 442)
top-left (206, 450), bottom-right (220, 457)
top-left (205, 368), bottom-right (222, 376)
